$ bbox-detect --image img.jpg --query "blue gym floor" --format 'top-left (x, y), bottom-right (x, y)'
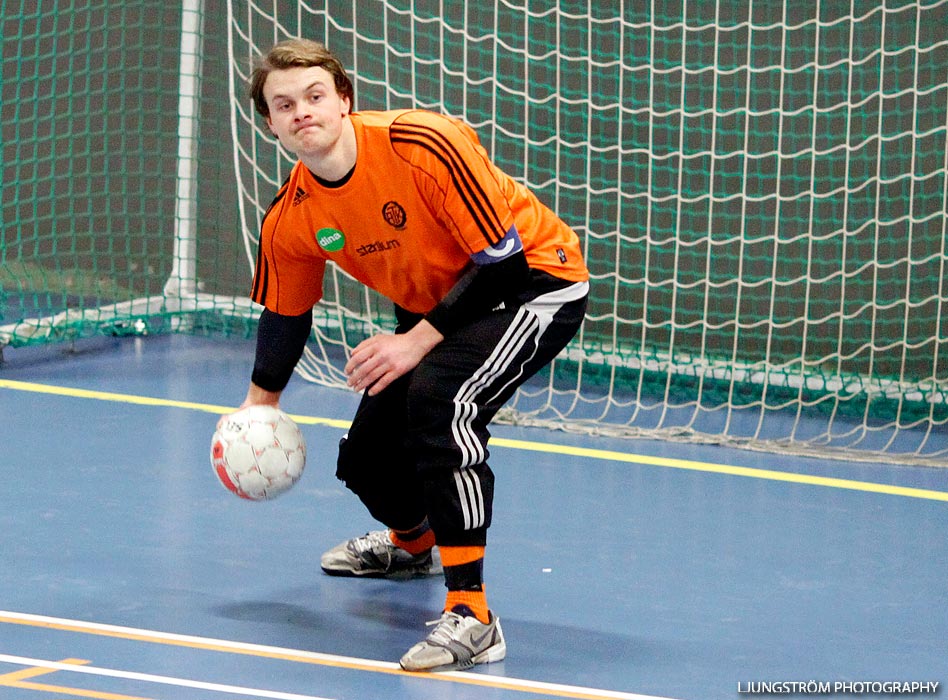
top-left (1, 334), bottom-right (946, 700)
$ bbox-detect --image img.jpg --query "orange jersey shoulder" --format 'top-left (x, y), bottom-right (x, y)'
top-left (388, 110), bottom-right (588, 283)
top-left (251, 110), bottom-right (587, 316)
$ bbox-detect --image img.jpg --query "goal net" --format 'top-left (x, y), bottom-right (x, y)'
top-left (3, 1), bottom-right (947, 465)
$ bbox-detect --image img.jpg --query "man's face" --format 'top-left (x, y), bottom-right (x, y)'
top-left (263, 66), bottom-right (351, 159)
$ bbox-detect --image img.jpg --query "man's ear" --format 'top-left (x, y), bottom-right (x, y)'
top-left (341, 96), bottom-right (351, 116)
top-left (266, 115), bottom-right (276, 135)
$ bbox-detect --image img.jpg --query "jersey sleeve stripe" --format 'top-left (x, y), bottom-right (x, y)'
top-left (391, 123), bottom-right (507, 246)
top-left (251, 185), bottom-right (289, 305)
top-left (251, 253), bottom-right (269, 304)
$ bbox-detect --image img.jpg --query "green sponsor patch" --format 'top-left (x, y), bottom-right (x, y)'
top-left (316, 227), bottom-right (345, 252)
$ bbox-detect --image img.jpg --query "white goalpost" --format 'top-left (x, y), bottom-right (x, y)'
top-left (0, 0), bottom-right (261, 347)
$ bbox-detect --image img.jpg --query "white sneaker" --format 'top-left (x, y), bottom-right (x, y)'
top-left (320, 530), bottom-right (434, 578)
top-left (400, 608), bottom-right (506, 672)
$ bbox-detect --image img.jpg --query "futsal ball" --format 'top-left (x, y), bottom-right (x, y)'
top-left (210, 405), bottom-right (306, 501)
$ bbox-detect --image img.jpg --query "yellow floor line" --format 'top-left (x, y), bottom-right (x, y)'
top-left (0, 612), bottom-right (666, 700)
top-left (2, 378), bottom-right (947, 502)
top-left (0, 657), bottom-right (151, 700)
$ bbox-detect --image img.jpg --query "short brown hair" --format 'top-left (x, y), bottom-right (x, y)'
top-left (249, 39), bottom-right (354, 118)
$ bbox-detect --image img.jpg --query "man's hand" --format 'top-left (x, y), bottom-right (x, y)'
top-left (217, 383), bottom-right (282, 429)
top-left (345, 319), bottom-right (444, 395)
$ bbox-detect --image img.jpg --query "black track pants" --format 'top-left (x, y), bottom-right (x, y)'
top-left (335, 281), bottom-right (588, 547)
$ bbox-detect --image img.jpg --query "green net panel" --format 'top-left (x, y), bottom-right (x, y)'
top-left (3, 1), bottom-right (947, 464)
top-left (2, 3), bottom-right (177, 334)
top-left (1, 0), bottom-right (251, 341)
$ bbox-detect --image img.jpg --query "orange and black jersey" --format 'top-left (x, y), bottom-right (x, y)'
top-left (251, 109), bottom-right (588, 317)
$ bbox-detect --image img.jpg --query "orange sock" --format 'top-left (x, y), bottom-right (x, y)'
top-left (389, 525), bottom-right (435, 555)
top-left (445, 588), bottom-right (490, 624)
top-left (440, 545), bottom-right (490, 624)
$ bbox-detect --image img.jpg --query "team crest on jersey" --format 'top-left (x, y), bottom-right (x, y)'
top-left (316, 227), bottom-right (346, 252)
top-left (381, 201), bottom-right (407, 229)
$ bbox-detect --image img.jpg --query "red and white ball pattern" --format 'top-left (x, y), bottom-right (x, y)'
top-left (211, 405), bottom-right (306, 501)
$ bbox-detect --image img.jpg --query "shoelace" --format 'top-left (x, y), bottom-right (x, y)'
top-left (348, 531), bottom-right (390, 555)
top-left (424, 612), bottom-right (465, 644)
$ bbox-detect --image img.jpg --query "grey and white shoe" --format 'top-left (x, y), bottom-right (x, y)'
top-left (399, 608), bottom-right (506, 672)
top-left (320, 530), bottom-right (434, 578)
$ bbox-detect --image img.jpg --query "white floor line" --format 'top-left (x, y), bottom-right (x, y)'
top-left (0, 652), bottom-right (335, 700)
top-left (0, 610), bottom-right (680, 700)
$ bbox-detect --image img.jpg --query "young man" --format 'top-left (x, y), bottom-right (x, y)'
top-left (239, 38), bottom-right (588, 672)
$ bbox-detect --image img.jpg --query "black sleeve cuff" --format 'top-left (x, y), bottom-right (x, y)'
top-left (251, 308), bottom-right (313, 392)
